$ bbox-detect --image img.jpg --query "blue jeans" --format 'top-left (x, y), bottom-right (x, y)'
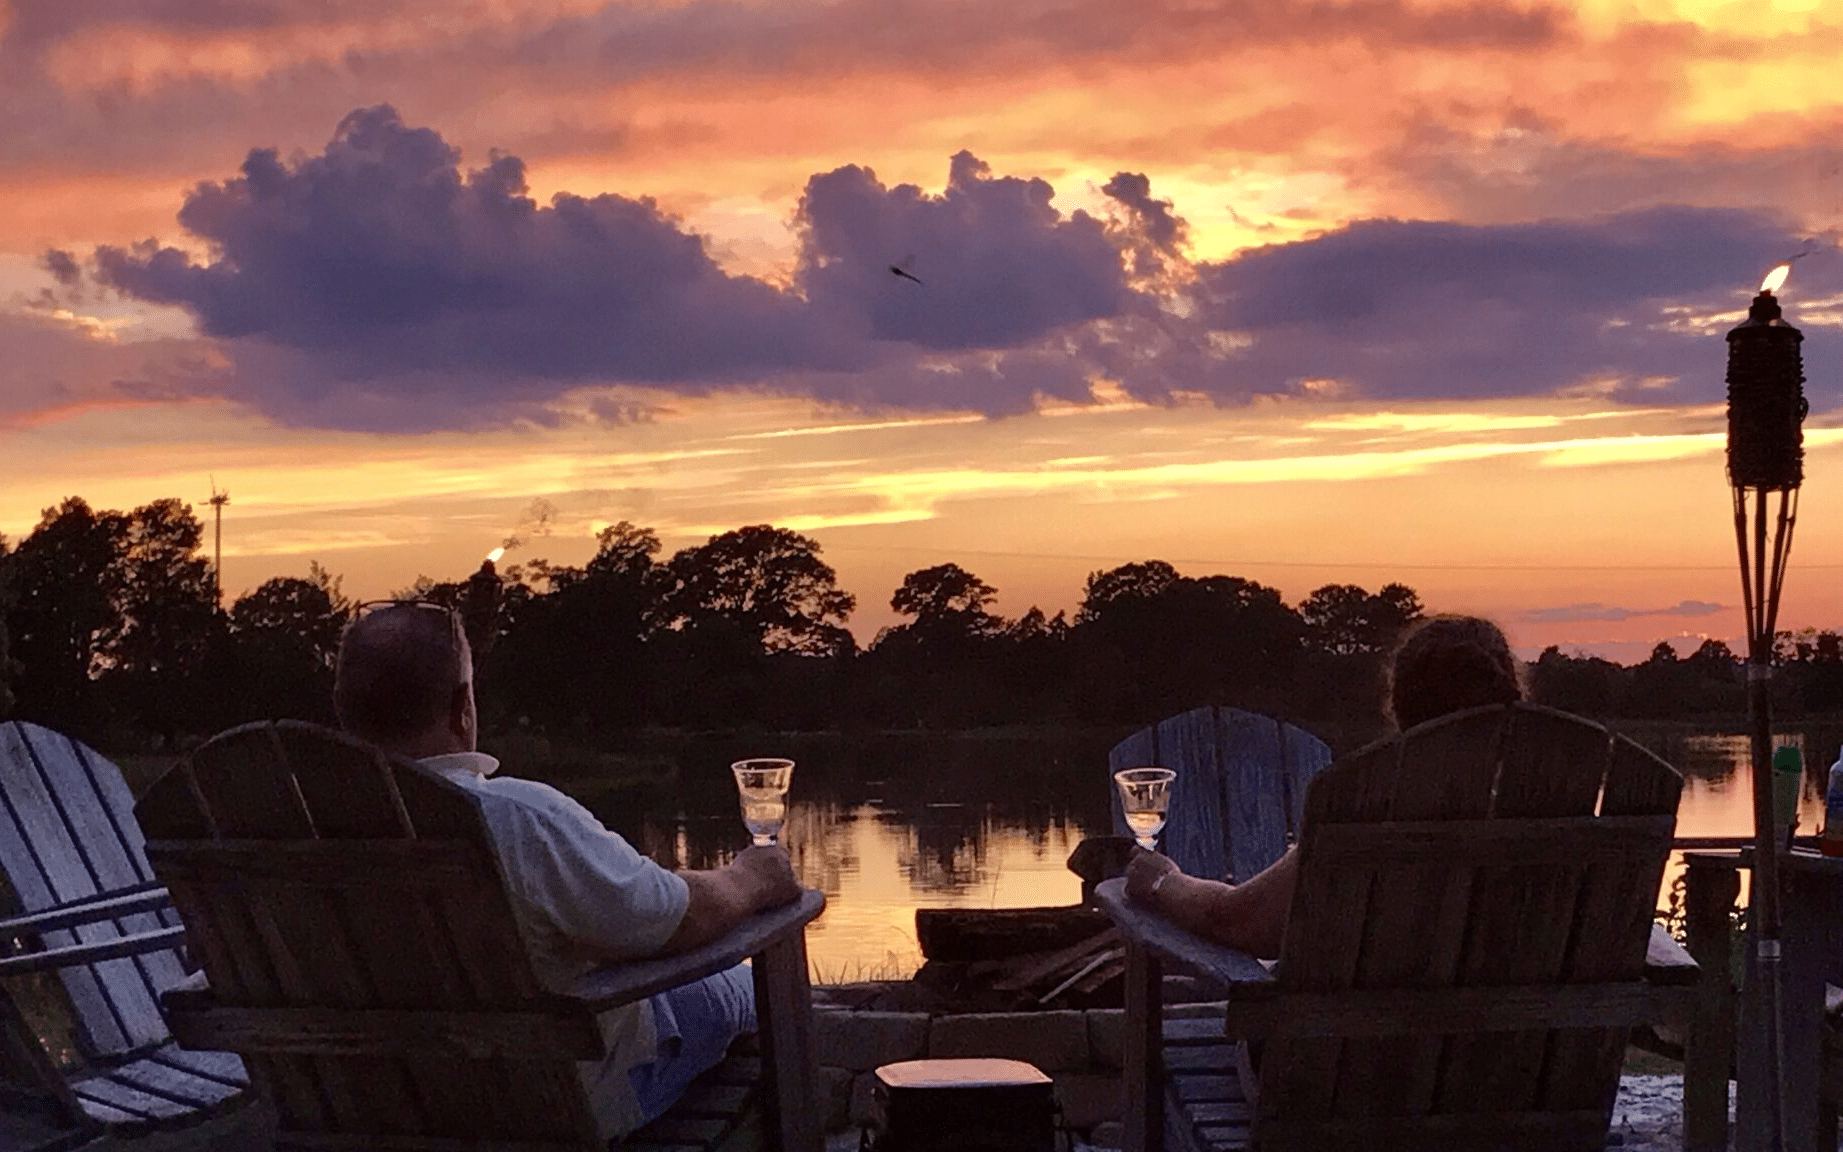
top-left (626, 963), bottom-right (756, 1127)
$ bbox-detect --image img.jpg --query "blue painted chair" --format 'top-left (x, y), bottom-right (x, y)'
top-left (1108, 706), bottom-right (1334, 883)
top-left (0, 720), bottom-right (248, 1148)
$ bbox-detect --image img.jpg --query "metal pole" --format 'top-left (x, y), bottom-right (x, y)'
top-left (213, 503), bottom-right (223, 610)
top-left (1748, 658), bottom-right (1788, 1152)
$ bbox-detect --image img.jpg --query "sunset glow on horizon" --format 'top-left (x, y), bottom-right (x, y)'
top-left (7, 0), bottom-right (1843, 665)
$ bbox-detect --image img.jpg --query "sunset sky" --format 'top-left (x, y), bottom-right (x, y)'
top-left (6, 0), bottom-right (1843, 661)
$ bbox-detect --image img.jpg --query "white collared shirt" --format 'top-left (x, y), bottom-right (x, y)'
top-left (419, 751), bottom-right (690, 1139)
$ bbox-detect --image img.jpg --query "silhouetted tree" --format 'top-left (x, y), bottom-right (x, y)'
top-left (1299, 582), bottom-right (1424, 657)
top-left (1075, 560), bottom-right (1182, 624)
top-left (1529, 646), bottom-right (1630, 717)
top-left (890, 563), bottom-right (1001, 637)
top-left (661, 525), bottom-right (856, 656)
top-left (869, 564), bottom-right (1007, 726)
top-left (483, 522), bottom-right (665, 730)
top-left (1071, 561), bottom-right (1305, 722)
top-left (102, 499), bottom-right (221, 741)
top-left (222, 564), bottom-right (350, 724)
top-left (3, 498), bottom-right (132, 737)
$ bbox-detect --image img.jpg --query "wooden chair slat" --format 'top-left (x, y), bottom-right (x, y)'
top-left (167, 1003), bottom-right (604, 1058)
top-left (1215, 711), bottom-right (1289, 885)
top-left (104, 1056), bottom-right (245, 1110)
top-left (160, 852), bottom-right (328, 1134)
top-left (0, 720), bottom-right (234, 1143)
top-left (1430, 709), bottom-right (1608, 1113)
top-left (1262, 736), bottom-right (1406, 1121)
top-left (21, 733), bottom-right (183, 1016)
top-left (1280, 724), bottom-right (1333, 845)
top-left (70, 1074), bottom-right (195, 1123)
top-left (0, 724), bottom-right (148, 1054)
top-left (147, 1044), bottom-right (248, 1086)
top-left (1104, 705), bottom-right (1691, 1152)
top-left (1173, 1074), bottom-right (1239, 1103)
top-left (1108, 707), bottom-right (1333, 885)
top-left (188, 726), bottom-right (319, 840)
top-left (1139, 708), bottom-right (1233, 883)
top-left (140, 721), bottom-right (823, 1152)
top-left (144, 840), bottom-right (493, 895)
top-left (271, 726), bottom-right (408, 838)
top-left (753, 929), bottom-right (822, 1152)
top-left (63, 1096), bottom-right (143, 1126)
top-left (1304, 814), bottom-right (1675, 866)
top-left (1538, 737), bottom-right (1684, 1115)
top-left (1325, 708), bottom-right (1508, 1121)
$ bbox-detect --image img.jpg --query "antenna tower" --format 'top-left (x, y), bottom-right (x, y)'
top-left (208, 478), bottom-right (230, 609)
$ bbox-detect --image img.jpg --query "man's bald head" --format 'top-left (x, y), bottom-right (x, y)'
top-left (335, 605), bottom-right (473, 755)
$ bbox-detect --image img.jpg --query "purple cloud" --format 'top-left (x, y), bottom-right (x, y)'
top-left (83, 107), bottom-right (1144, 429)
top-left (93, 107), bottom-right (852, 392)
top-left (68, 104), bottom-right (1837, 432)
top-left (1185, 206), bottom-right (1829, 407)
top-left (795, 152), bottom-right (1132, 349)
top-left (1520, 599), bottom-right (1727, 624)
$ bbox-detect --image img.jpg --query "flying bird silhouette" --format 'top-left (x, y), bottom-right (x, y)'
top-left (889, 264), bottom-right (924, 286)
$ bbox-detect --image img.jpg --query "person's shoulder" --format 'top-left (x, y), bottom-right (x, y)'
top-left (473, 773), bottom-right (574, 806)
top-left (472, 774), bottom-right (596, 823)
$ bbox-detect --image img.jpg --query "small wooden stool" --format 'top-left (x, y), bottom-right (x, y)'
top-left (865, 1058), bottom-right (1056, 1152)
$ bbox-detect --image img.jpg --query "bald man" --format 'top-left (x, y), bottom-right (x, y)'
top-left (334, 603), bottom-right (800, 1141)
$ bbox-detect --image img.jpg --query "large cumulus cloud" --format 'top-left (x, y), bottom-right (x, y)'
top-left (1188, 206), bottom-right (1833, 406)
top-left (83, 107), bottom-right (1145, 428)
top-left (796, 152), bottom-right (1131, 349)
top-left (73, 105), bottom-right (1832, 432)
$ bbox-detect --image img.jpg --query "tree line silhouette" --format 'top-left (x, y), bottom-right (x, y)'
top-left (1, 494), bottom-right (1834, 752)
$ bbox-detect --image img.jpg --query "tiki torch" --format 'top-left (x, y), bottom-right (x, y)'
top-left (461, 547), bottom-right (505, 670)
top-left (1727, 261), bottom-right (1807, 1152)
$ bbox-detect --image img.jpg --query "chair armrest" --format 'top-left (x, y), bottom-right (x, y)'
top-left (1093, 879), bottom-right (1275, 995)
top-left (1644, 922), bottom-right (1700, 986)
top-left (0, 884), bottom-right (171, 941)
top-left (0, 924), bottom-right (187, 977)
top-left (564, 889), bottom-right (826, 1011)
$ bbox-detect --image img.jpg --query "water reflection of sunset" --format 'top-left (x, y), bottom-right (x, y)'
top-left (594, 727), bottom-right (1828, 982)
top-left (791, 801), bottom-right (1086, 980)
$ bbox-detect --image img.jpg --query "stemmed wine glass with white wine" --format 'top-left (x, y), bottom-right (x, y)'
top-left (1113, 766), bottom-right (1177, 851)
top-left (732, 758), bottom-right (795, 847)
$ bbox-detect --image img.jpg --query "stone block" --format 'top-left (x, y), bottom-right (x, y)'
top-left (1085, 1009), bottom-right (1125, 1070)
top-left (813, 1010), bottom-right (930, 1072)
top-left (818, 1066), bottom-right (854, 1132)
top-left (927, 1010), bottom-right (1089, 1072)
top-left (1055, 1072), bottom-right (1123, 1129)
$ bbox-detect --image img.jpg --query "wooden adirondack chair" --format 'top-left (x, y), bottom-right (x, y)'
top-left (134, 720), bottom-right (826, 1152)
top-left (1095, 703), bottom-right (1700, 1152)
top-left (1108, 707), bottom-right (1334, 883)
top-left (0, 720), bottom-right (249, 1146)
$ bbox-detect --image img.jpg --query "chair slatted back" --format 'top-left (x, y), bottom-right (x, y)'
top-left (135, 721), bottom-right (603, 1150)
top-left (1257, 704), bottom-right (1681, 1152)
top-left (0, 721), bottom-right (187, 1057)
top-left (1109, 707), bottom-right (1333, 883)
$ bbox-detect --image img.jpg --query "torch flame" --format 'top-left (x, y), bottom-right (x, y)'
top-left (486, 547), bottom-right (505, 564)
top-left (1761, 263), bottom-right (1792, 294)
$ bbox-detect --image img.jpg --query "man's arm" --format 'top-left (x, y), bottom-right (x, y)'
top-left (660, 845), bottom-right (803, 955)
top-left (1123, 846), bottom-right (1298, 960)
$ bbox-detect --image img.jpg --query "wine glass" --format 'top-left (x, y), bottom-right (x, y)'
top-left (1114, 766), bottom-right (1176, 851)
top-left (732, 758), bottom-right (795, 847)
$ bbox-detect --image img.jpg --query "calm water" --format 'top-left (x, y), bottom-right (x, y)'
top-left (573, 725), bottom-right (1840, 980)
